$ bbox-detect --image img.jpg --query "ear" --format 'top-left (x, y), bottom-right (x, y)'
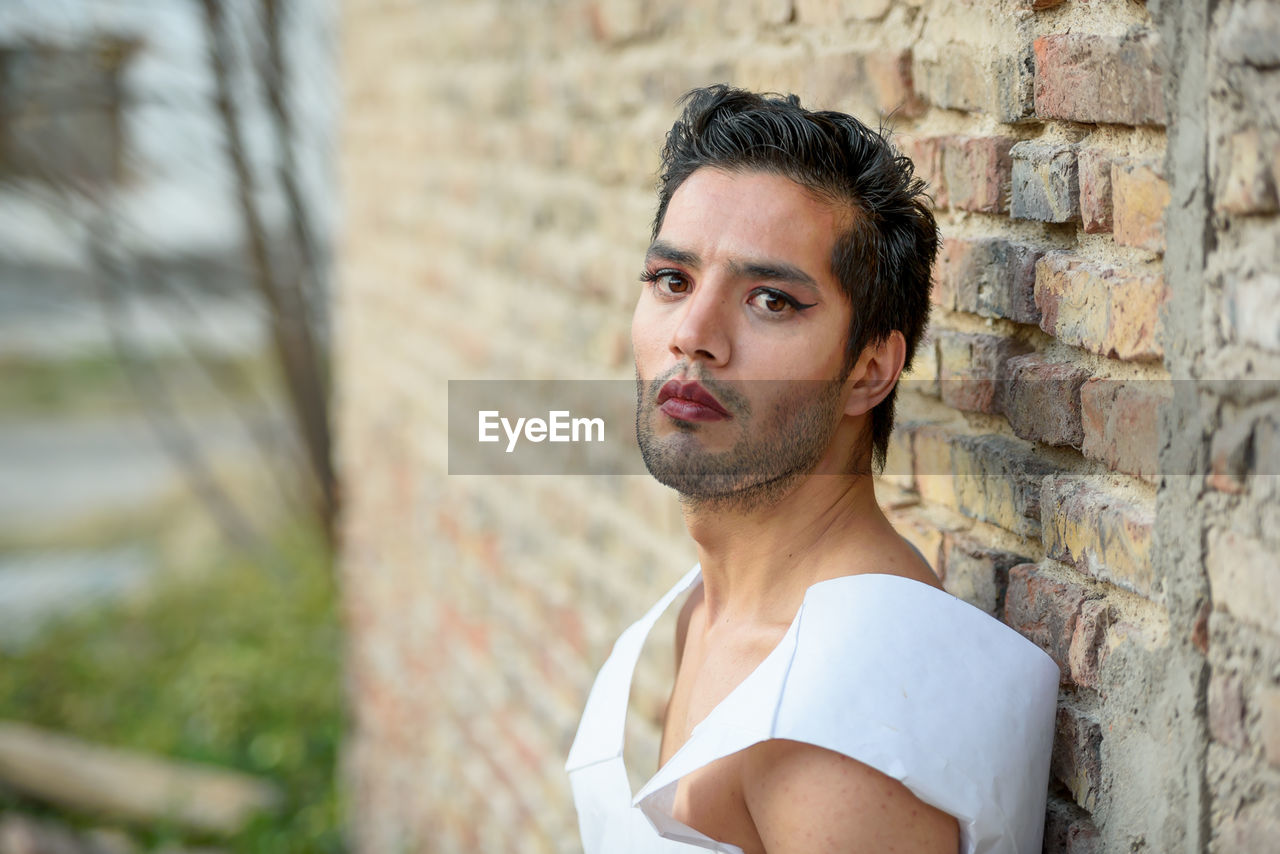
top-left (842, 331), bottom-right (907, 418)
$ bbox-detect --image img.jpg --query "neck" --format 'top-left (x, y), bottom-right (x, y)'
top-left (683, 471), bottom-right (885, 627)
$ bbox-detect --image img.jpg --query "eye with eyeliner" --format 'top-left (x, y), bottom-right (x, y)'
top-left (748, 286), bottom-right (816, 316)
top-left (640, 268), bottom-right (817, 317)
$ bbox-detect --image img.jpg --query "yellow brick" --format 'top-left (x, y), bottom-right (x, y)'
top-left (912, 424), bottom-right (958, 509)
top-left (1042, 476), bottom-right (1156, 599)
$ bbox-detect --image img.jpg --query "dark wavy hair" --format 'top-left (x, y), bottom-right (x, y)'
top-left (650, 85), bottom-right (939, 473)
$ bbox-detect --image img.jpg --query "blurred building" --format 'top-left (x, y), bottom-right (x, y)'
top-left (0, 0), bottom-right (336, 361)
top-left (0, 0), bottom-right (336, 641)
top-left (335, 1), bottom-right (1280, 853)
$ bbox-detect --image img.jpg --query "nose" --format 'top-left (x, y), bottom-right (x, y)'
top-left (669, 282), bottom-right (731, 367)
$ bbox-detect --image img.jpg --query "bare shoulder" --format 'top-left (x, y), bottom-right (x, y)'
top-left (883, 532), bottom-right (945, 591)
top-left (834, 525), bottom-right (944, 592)
top-left (741, 738), bottom-right (958, 854)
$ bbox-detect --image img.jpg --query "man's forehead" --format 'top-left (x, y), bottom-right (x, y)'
top-left (665, 166), bottom-right (850, 222)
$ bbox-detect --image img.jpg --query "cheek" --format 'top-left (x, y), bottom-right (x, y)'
top-left (631, 301), bottom-right (659, 372)
top-left (765, 322), bottom-right (848, 379)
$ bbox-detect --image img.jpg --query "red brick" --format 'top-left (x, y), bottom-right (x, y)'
top-left (1208, 672), bottom-right (1246, 749)
top-left (941, 531), bottom-right (1027, 616)
top-left (944, 136), bottom-right (1014, 213)
top-left (1052, 705), bottom-right (1104, 812)
top-left (1004, 563), bottom-right (1092, 682)
top-left (1077, 148), bottom-right (1114, 233)
top-left (1215, 128), bottom-right (1280, 215)
top-left (1067, 598), bottom-right (1114, 691)
top-left (933, 237), bottom-right (1043, 323)
top-left (1043, 796), bottom-right (1102, 854)
top-left (937, 331), bottom-right (1031, 414)
top-left (1023, 0), bottom-right (1066, 8)
top-left (1010, 141), bottom-right (1080, 223)
top-left (1033, 32), bottom-right (1166, 126)
top-left (1035, 252), bottom-right (1166, 361)
top-left (1041, 476), bottom-right (1156, 599)
top-left (865, 49), bottom-right (924, 118)
top-left (1112, 160), bottom-right (1170, 252)
top-left (952, 436), bottom-right (1055, 538)
top-left (1000, 354), bottom-right (1090, 447)
top-left (1080, 378), bottom-right (1169, 479)
top-left (903, 136), bottom-right (949, 210)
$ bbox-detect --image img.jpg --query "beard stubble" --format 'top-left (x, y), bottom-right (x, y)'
top-left (634, 373), bottom-right (848, 513)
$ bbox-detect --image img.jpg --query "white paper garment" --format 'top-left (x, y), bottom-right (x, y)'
top-left (566, 565), bottom-right (1060, 854)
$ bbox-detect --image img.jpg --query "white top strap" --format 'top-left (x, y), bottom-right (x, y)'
top-left (565, 564), bottom-right (703, 772)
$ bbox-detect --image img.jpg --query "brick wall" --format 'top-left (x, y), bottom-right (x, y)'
top-left (335, 1), bottom-right (1279, 851)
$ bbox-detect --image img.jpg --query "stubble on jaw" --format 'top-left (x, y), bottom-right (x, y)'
top-left (634, 372), bottom-right (850, 514)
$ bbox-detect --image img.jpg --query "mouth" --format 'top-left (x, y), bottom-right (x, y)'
top-left (656, 379), bottom-right (732, 422)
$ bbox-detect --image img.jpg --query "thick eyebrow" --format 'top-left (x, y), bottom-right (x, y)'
top-left (728, 259), bottom-right (821, 295)
top-left (645, 240), bottom-right (822, 296)
top-left (645, 240), bottom-right (700, 269)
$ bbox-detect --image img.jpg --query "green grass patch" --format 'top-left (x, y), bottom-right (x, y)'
top-left (0, 522), bottom-right (346, 852)
top-left (0, 352), bottom-right (276, 417)
top-left (0, 354), bottom-right (132, 414)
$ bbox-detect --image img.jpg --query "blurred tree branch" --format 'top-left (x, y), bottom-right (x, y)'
top-left (200, 0), bottom-right (337, 545)
top-left (261, 0), bottom-right (329, 354)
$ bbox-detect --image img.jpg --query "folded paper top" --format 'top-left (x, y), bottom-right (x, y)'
top-left (567, 566), bottom-right (1059, 854)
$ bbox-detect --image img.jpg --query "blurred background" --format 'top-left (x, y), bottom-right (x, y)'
top-left (0, 0), bottom-right (343, 851)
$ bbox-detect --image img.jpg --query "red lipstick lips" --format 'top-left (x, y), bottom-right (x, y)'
top-left (656, 379), bottom-right (731, 422)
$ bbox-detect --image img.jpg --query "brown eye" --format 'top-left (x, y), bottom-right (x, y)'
top-left (748, 288), bottom-right (797, 314)
top-left (643, 269), bottom-right (690, 297)
top-left (663, 274), bottom-right (689, 294)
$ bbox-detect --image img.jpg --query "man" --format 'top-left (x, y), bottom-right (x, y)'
top-left (566, 86), bottom-right (1059, 854)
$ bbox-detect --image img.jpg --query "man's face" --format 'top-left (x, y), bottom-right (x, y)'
top-left (632, 167), bottom-right (856, 506)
